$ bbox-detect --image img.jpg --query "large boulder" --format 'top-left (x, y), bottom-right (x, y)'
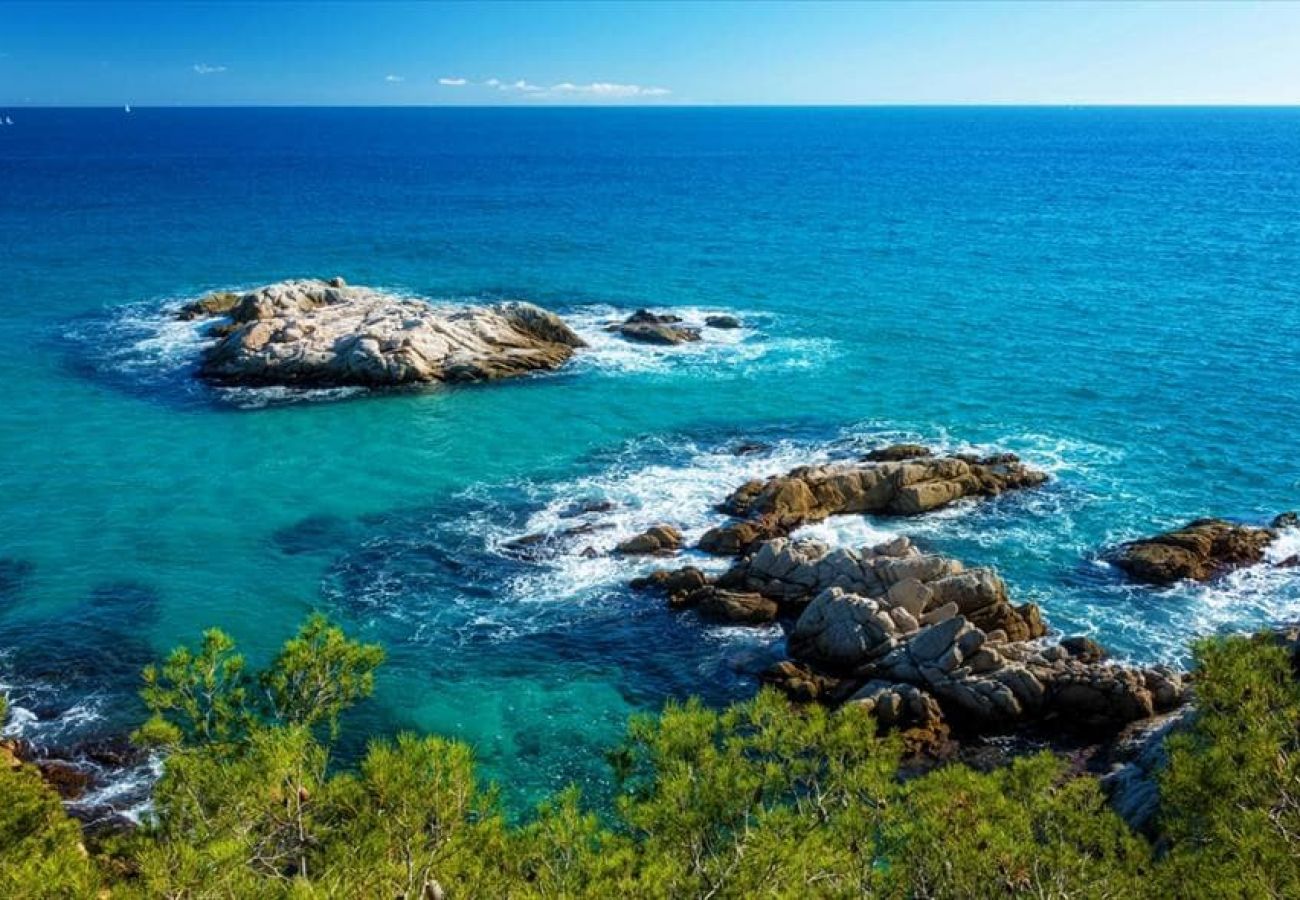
top-left (195, 279), bottom-right (585, 388)
top-left (699, 451), bottom-right (1047, 555)
top-left (1112, 518), bottom-right (1280, 585)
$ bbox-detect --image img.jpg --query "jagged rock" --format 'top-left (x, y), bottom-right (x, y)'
top-left (847, 679), bottom-right (945, 730)
top-left (624, 309), bottom-right (682, 324)
top-left (696, 589), bottom-right (779, 624)
top-left (1273, 512), bottom-right (1299, 530)
top-left (760, 660), bottom-right (843, 703)
top-left (195, 279), bottom-right (585, 388)
top-left (699, 451), bottom-right (1047, 554)
top-left (705, 315), bottom-right (742, 329)
top-left (1112, 518), bottom-right (1279, 584)
top-left (724, 536), bottom-right (1045, 646)
top-left (615, 525), bottom-right (683, 555)
top-left (1060, 636), bottom-right (1107, 663)
top-left (630, 566), bottom-right (708, 600)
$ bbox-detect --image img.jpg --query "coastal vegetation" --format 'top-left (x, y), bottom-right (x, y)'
top-left (3, 616), bottom-right (1298, 898)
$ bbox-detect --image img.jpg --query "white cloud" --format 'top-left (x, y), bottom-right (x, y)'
top-left (385, 74), bottom-right (404, 83)
top-left (549, 82), bottom-right (671, 98)
top-left (484, 78), bottom-right (501, 87)
top-left (192, 63), bottom-right (226, 75)
top-left (500, 79), bottom-right (543, 93)
top-left (438, 77), bottom-right (467, 86)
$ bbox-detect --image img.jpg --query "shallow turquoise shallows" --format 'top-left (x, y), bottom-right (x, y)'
top-left (1, 107), bottom-right (1298, 811)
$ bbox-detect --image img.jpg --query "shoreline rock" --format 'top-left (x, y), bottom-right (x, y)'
top-left (698, 449), bottom-right (1048, 555)
top-left (1111, 515), bottom-right (1293, 585)
top-left (192, 279), bottom-right (586, 389)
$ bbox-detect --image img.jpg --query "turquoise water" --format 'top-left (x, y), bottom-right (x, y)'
top-left (2, 107), bottom-right (1299, 811)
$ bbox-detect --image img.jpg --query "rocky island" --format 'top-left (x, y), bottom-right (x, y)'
top-left (185, 278), bottom-right (586, 388)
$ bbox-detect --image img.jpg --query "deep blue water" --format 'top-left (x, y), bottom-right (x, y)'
top-left (1, 107), bottom-right (1298, 812)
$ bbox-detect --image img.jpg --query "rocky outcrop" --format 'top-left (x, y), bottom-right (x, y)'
top-left (193, 279), bottom-right (585, 388)
top-left (612, 310), bottom-right (700, 345)
top-left (1100, 708), bottom-right (1196, 834)
top-left (1111, 516), bottom-right (1291, 585)
top-left (699, 451), bottom-right (1047, 555)
top-left (615, 525), bottom-right (684, 556)
top-left (722, 536), bottom-right (1045, 641)
top-left (716, 534), bottom-right (1188, 734)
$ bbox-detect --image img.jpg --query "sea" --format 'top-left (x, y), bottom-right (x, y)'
top-left (1, 106), bottom-right (1298, 816)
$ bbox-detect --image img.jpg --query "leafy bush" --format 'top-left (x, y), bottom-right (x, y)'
top-left (1, 620), bottom-right (1297, 898)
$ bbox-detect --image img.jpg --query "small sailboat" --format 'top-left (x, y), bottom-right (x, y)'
top-left (2, 116), bottom-right (10, 125)
top-left (124, 104), bottom-right (132, 114)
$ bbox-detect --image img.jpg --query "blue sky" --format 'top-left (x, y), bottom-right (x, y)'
top-left (2, 1), bottom-right (1299, 106)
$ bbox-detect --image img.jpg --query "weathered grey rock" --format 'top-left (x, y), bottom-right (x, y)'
top-left (1101, 707), bottom-right (1197, 834)
top-left (1112, 518), bottom-right (1279, 584)
top-left (699, 450), bottom-right (1047, 555)
top-left (196, 279), bottom-right (585, 388)
top-left (615, 525), bottom-right (684, 556)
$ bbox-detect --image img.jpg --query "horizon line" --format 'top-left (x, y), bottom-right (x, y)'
top-left (5, 102), bottom-right (1300, 110)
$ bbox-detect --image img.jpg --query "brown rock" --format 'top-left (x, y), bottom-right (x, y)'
top-left (699, 450), bottom-right (1046, 555)
top-left (1113, 518), bottom-right (1277, 584)
top-left (697, 589), bottom-right (779, 624)
top-left (615, 525), bottom-right (684, 555)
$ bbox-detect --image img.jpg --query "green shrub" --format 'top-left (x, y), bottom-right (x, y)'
top-left (2, 620), bottom-right (1298, 898)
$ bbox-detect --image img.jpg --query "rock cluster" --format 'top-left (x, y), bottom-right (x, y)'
top-left (1111, 515), bottom-right (1293, 585)
top-left (192, 279), bottom-right (586, 388)
top-left (720, 536), bottom-right (1045, 641)
top-left (699, 449), bottom-right (1048, 555)
top-left (645, 532), bottom-right (1184, 735)
top-left (611, 310), bottom-right (701, 345)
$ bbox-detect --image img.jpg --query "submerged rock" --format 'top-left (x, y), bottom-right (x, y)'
top-left (698, 450), bottom-right (1047, 555)
top-left (194, 279), bottom-right (585, 388)
top-left (1111, 517), bottom-right (1280, 585)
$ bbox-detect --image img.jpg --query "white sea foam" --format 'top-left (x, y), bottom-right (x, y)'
top-left (563, 304), bottom-right (839, 376)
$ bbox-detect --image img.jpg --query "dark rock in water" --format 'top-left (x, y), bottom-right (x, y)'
top-left (698, 449), bottom-right (1048, 555)
top-left (615, 525), bottom-right (684, 555)
top-left (1111, 517), bottom-right (1278, 585)
top-left (618, 321), bottom-right (701, 345)
top-left (177, 290), bottom-right (240, 320)
top-left (731, 441), bottom-right (770, 456)
top-left (705, 314), bottom-right (742, 329)
top-left (1273, 511), bottom-right (1300, 530)
top-left (561, 498), bottom-right (615, 517)
top-left (630, 566), bottom-right (709, 599)
top-left (863, 443), bottom-right (933, 463)
top-left (0, 557), bottom-right (35, 605)
top-left (624, 309), bottom-right (683, 325)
